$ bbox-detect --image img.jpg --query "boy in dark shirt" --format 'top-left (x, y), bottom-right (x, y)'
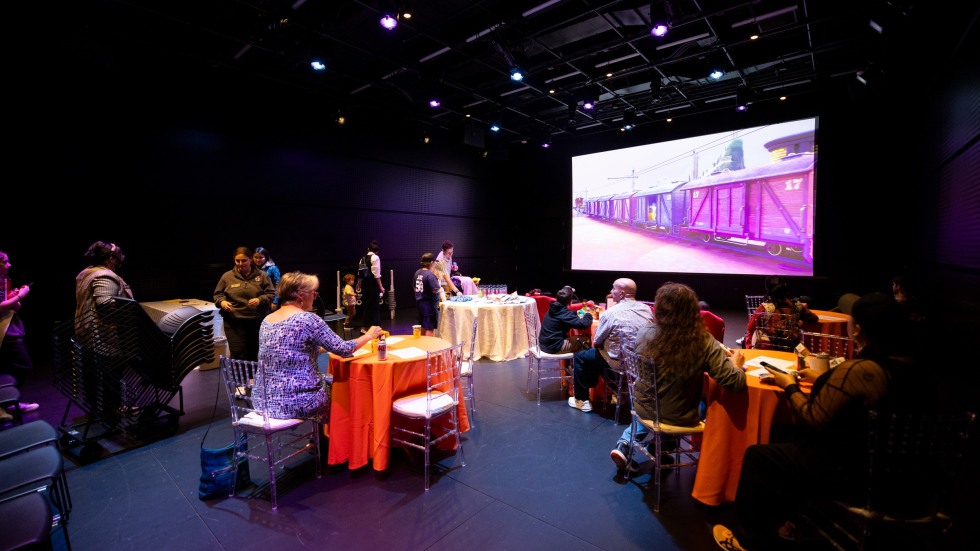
top-left (539, 286), bottom-right (593, 354)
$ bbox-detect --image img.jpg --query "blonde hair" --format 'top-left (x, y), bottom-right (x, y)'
top-left (278, 271), bottom-right (319, 303)
top-left (343, 273), bottom-right (355, 284)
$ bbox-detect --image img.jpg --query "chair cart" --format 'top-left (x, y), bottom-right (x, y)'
top-left (51, 298), bottom-right (215, 463)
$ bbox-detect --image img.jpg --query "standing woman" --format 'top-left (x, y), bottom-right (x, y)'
top-left (354, 240), bottom-right (384, 333)
top-left (214, 246), bottom-right (276, 361)
top-left (253, 246), bottom-right (282, 310)
top-left (0, 250), bottom-right (38, 414)
top-left (433, 240), bottom-right (460, 297)
top-left (254, 272), bottom-right (382, 419)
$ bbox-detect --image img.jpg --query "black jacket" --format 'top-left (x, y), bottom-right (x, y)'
top-left (539, 301), bottom-right (593, 353)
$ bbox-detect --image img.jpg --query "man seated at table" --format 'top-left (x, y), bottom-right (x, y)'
top-left (540, 285), bottom-right (594, 354)
top-left (569, 278), bottom-right (654, 413)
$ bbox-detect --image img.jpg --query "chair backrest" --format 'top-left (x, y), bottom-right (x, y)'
top-left (219, 355), bottom-right (290, 431)
top-left (606, 324), bottom-right (640, 364)
top-left (529, 294), bottom-right (556, 322)
top-left (423, 343), bottom-right (465, 416)
top-left (524, 308), bottom-right (541, 350)
top-left (622, 346), bottom-right (660, 424)
top-left (700, 310), bottom-right (725, 343)
top-left (748, 311), bottom-right (800, 351)
top-left (467, 317), bottom-right (479, 361)
top-left (800, 331), bottom-right (856, 360)
top-left (861, 409), bottom-right (975, 518)
top-left (745, 295), bottom-right (766, 317)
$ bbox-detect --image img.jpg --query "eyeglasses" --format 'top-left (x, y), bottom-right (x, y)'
top-left (304, 289), bottom-right (319, 298)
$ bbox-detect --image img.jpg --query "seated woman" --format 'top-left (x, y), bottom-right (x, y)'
top-left (254, 271), bottom-right (382, 419)
top-left (539, 286), bottom-right (594, 354)
top-left (743, 275), bottom-right (818, 351)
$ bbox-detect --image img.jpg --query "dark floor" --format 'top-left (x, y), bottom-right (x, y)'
top-left (9, 306), bottom-right (782, 551)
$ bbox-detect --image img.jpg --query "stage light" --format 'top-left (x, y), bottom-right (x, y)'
top-left (490, 124), bottom-right (501, 132)
top-left (429, 98), bottom-right (441, 108)
top-left (509, 67), bottom-right (524, 82)
top-left (380, 14), bottom-right (397, 30)
top-left (581, 85), bottom-right (598, 110)
top-left (650, 2), bottom-right (671, 37)
top-left (736, 88), bottom-right (748, 111)
top-left (621, 110), bottom-right (636, 130)
top-left (310, 60), bottom-right (326, 71)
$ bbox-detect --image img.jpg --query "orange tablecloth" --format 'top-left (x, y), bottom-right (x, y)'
top-left (324, 335), bottom-right (470, 471)
top-left (691, 349), bottom-right (804, 506)
top-left (804, 309), bottom-right (850, 336)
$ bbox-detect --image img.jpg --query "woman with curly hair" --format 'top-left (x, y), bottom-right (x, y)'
top-left (609, 282), bottom-right (747, 472)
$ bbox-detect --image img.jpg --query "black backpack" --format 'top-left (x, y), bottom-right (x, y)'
top-left (357, 254), bottom-right (372, 279)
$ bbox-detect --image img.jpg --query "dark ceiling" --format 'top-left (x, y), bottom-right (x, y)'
top-left (58, 1), bottom-right (922, 147)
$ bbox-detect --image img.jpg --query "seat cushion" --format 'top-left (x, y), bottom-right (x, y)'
top-left (236, 411), bottom-right (303, 431)
top-left (637, 416), bottom-right (706, 434)
top-left (461, 360), bottom-right (473, 377)
top-left (528, 345), bottom-right (575, 360)
top-left (393, 392), bottom-right (456, 418)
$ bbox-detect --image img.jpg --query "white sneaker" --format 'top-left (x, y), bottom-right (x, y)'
top-left (567, 397), bottom-right (592, 412)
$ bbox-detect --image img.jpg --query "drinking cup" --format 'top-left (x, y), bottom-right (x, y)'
top-left (412, 325), bottom-right (421, 337)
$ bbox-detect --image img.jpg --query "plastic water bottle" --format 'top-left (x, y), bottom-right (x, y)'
top-left (377, 333), bottom-right (387, 361)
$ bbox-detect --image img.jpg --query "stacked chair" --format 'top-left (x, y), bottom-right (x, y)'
top-left (0, 420), bottom-right (72, 549)
top-left (51, 297), bottom-right (215, 462)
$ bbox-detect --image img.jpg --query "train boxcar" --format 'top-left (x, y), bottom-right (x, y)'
top-left (630, 181), bottom-right (688, 233)
top-left (677, 152), bottom-right (815, 261)
top-left (610, 190), bottom-right (638, 226)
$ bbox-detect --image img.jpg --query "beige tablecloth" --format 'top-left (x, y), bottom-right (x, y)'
top-left (436, 298), bottom-right (535, 361)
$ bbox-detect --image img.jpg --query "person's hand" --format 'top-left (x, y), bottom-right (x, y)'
top-left (730, 349), bottom-right (745, 370)
top-left (220, 300), bottom-right (233, 311)
top-left (796, 367), bottom-right (819, 382)
top-left (379, 287), bottom-right (385, 295)
top-left (247, 298), bottom-right (260, 309)
top-left (367, 326), bottom-right (383, 339)
top-left (16, 285), bottom-right (30, 299)
top-left (764, 366), bottom-right (798, 389)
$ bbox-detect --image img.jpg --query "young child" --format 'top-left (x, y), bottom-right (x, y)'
top-left (342, 273), bottom-right (357, 326)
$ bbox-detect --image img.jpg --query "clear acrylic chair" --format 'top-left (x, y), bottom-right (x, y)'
top-left (523, 308), bottom-right (575, 404)
top-left (747, 311), bottom-right (800, 352)
top-left (460, 317), bottom-right (479, 422)
top-left (621, 348), bottom-right (705, 512)
top-left (602, 325), bottom-right (639, 424)
top-left (800, 330), bottom-right (856, 360)
top-left (391, 342), bottom-right (466, 490)
top-left (744, 294), bottom-right (766, 317)
top-left (218, 356), bottom-right (323, 511)
top-left (799, 410), bottom-right (976, 550)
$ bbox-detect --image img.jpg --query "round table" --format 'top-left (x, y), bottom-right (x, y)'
top-left (324, 335), bottom-right (469, 471)
top-left (436, 297), bottom-right (536, 361)
top-left (692, 348), bottom-right (810, 506)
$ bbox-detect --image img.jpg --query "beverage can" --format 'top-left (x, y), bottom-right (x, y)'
top-left (378, 334), bottom-right (387, 360)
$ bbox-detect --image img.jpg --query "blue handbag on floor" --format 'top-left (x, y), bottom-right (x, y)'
top-left (198, 432), bottom-right (251, 500)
